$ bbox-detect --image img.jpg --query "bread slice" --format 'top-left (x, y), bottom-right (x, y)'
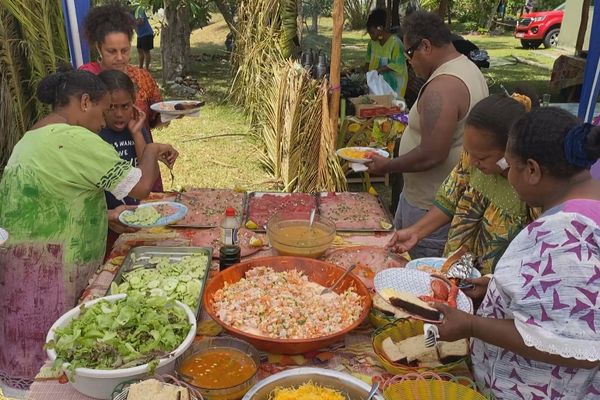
top-left (438, 338), bottom-right (469, 363)
top-left (381, 337), bottom-right (406, 362)
top-left (373, 294), bottom-right (412, 319)
top-left (127, 379), bottom-right (190, 400)
top-left (385, 291), bottom-right (442, 321)
top-left (381, 335), bottom-right (440, 366)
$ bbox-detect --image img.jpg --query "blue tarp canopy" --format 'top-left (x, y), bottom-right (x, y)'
top-left (578, 3), bottom-right (600, 177)
top-left (62, 0), bottom-right (91, 67)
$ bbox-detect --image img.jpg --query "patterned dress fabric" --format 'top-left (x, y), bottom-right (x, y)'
top-left (472, 199), bottom-right (600, 399)
top-left (434, 152), bottom-right (539, 274)
top-left (365, 35), bottom-right (409, 98)
top-left (0, 124), bottom-right (134, 387)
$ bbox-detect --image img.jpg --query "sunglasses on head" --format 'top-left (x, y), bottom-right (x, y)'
top-left (405, 40), bottom-right (423, 59)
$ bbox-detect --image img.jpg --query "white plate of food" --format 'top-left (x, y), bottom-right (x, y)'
top-left (150, 100), bottom-right (204, 116)
top-left (406, 257), bottom-right (481, 279)
top-left (119, 201), bottom-right (188, 228)
top-left (336, 146), bottom-right (389, 164)
top-left (374, 268), bottom-right (473, 322)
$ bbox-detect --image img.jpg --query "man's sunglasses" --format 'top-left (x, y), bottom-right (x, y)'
top-left (405, 40), bottom-right (423, 59)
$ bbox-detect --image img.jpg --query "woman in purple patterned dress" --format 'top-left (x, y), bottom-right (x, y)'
top-left (433, 107), bottom-right (600, 399)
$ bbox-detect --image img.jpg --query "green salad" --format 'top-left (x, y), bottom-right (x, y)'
top-left (46, 295), bottom-right (191, 372)
top-left (110, 254), bottom-right (209, 310)
top-left (122, 206), bottom-right (161, 226)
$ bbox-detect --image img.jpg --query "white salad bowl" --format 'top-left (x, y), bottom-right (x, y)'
top-left (45, 294), bottom-right (197, 400)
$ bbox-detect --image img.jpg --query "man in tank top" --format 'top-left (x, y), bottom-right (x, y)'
top-left (368, 11), bottom-right (488, 258)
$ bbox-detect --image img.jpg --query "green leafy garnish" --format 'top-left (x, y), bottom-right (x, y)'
top-left (45, 295), bottom-right (191, 373)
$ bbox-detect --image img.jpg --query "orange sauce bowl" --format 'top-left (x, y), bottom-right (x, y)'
top-left (203, 256), bottom-right (372, 354)
top-left (175, 337), bottom-right (261, 400)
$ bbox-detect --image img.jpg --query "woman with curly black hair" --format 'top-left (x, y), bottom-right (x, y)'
top-left (80, 3), bottom-right (164, 190)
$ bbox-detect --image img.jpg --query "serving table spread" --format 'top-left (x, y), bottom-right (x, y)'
top-left (25, 193), bottom-right (472, 400)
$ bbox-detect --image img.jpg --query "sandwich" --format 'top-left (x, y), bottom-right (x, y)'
top-left (380, 288), bottom-right (442, 321)
top-left (127, 379), bottom-right (190, 400)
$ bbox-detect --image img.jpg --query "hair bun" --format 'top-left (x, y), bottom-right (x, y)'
top-left (585, 125), bottom-right (600, 161)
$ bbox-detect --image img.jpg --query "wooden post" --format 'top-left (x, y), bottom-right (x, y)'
top-left (576, 0), bottom-right (591, 56)
top-left (329, 0), bottom-right (344, 137)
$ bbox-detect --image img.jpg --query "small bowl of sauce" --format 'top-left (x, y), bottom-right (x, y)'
top-left (176, 337), bottom-right (260, 400)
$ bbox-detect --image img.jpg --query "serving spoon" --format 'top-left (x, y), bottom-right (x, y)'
top-left (321, 264), bottom-right (357, 295)
top-left (365, 381), bottom-right (380, 400)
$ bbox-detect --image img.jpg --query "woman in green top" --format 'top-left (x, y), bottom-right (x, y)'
top-left (0, 68), bottom-right (178, 389)
top-left (388, 94), bottom-right (539, 274)
top-left (364, 9), bottom-right (409, 98)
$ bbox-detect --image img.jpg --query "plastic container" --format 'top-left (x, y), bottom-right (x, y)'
top-left (45, 294), bottom-right (197, 400)
top-left (220, 207), bottom-right (240, 245)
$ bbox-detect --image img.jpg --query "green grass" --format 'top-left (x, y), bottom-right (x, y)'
top-left (136, 15), bottom-right (566, 198)
top-left (133, 16), bottom-right (274, 192)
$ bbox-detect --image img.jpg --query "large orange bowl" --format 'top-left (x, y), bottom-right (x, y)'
top-left (203, 256), bottom-right (372, 354)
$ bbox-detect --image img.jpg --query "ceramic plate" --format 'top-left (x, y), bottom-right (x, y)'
top-left (373, 268), bottom-right (473, 317)
top-left (405, 257), bottom-right (481, 279)
top-left (119, 201), bottom-right (188, 228)
top-left (336, 146), bottom-right (389, 164)
top-left (150, 100), bottom-right (203, 115)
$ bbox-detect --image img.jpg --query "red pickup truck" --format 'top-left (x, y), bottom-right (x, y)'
top-left (514, 3), bottom-right (564, 49)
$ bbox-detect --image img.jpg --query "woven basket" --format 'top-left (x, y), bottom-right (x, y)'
top-left (369, 308), bottom-right (397, 329)
top-left (383, 372), bottom-right (487, 400)
top-left (372, 319), bottom-right (466, 375)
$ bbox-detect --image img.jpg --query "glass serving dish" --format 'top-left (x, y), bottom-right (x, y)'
top-left (266, 212), bottom-right (336, 258)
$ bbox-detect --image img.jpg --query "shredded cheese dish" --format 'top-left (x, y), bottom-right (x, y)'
top-left (269, 382), bottom-right (346, 400)
top-left (212, 267), bottom-right (363, 339)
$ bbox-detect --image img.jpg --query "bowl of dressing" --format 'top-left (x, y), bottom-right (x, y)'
top-left (175, 337), bottom-right (260, 400)
top-left (266, 212), bottom-right (336, 258)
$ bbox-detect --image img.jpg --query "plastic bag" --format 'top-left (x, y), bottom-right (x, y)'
top-left (366, 70), bottom-right (397, 98)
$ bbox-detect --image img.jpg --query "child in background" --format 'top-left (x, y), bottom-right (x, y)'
top-left (98, 69), bottom-right (150, 210)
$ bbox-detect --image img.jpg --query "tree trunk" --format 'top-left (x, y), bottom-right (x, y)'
top-left (213, 0), bottom-right (235, 31)
top-left (330, 0), bottom-right (343, 136)
top-left (161, 0), bottom-right (191, 83)
top-left (391, 0), bottom-right (400, 30)
top-left (311, 10), bottom-right (319, 33)
top-left (297, 0), bottom-right (304, 46)
top-left (437, 0), bottom-right (448, 20)
top-left (376, 0), bottom-right (385, 8)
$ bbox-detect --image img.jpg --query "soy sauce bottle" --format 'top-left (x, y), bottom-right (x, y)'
top-left (219, 245), bottom-right (241, 270)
